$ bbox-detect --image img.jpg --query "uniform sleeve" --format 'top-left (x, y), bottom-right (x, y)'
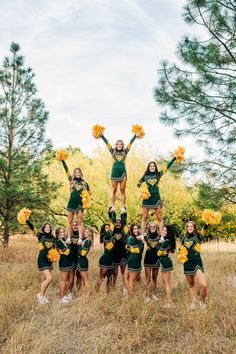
top-left (79, 239), bottom-right (91, 256)
top-left (26, 219), bottom-right (38, 237)
top-left (200, 224), bottom-right (209, 237)
top-left (101, 135), bottom-right (114, 155)
top-left (125, 135), bottom-right (136, 155)
top-left (62, 160), bottom-right (72, 181)
top-left (121, 212), bottom-right (129, 234)
top-left (109, 209), bottom-right (116, 231)
top-left (157, 239), bottom-right (170, 256)
top-left (159, 157), bottom-right (176, 177)
top-left (137, 174), bottom-right (146, 187)
top-left (57, 239), bottom-right (70, 255)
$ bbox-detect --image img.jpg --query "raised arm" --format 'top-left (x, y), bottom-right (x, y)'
top-left (61, 160), bottom-right (72, 181)
top-left (121, 211), bottom-right (129, 234)
top-left (26, 219), bottom-right (38, 236)
top-left (109, 208), bottom-right (117, 231)
top-left (101, 134), bottom-right (114, 155)
top-left (125, 135), bottom-right (136, 155)
top-left (159, 157), bottom-right (176, 177)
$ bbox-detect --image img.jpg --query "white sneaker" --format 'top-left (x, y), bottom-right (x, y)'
top-left (37, 293), bottom-right (46, 305)
top-left (59, 296), bottom-right (70, 304)
top-left (43, 295), bottom-right (49, 303)
top-left (189, 303), bottom-right (195, 310)
top-left (65, 292), bottom-right (73, 301)
top-left (151, 294), bottom-right (159, 301)
top-left (144, 296), bottom-right (151, 303)
top-left (199, 302), bottom-right (207, 311)
top-left (123, 288), bottom-right (128, 297)
top-left (121, 207), bottom-right (126, 213)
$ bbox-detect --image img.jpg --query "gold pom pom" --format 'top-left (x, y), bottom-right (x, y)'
top-left (202, 209), bottom-right (222, 225)
top-left (81, 190), bottom-right (91, 209)
top-left (17, 208), bottom-right (32, 225)
top-left (177, 245), bottom-right (188, 264)
top-left (92, 124), bottom-right (105, 139)
top-left (132, 124), bottom-right (145, 139)
top-left (56, 149), bottom-right (69, 161)
top-left (47, 248), bottom-right (60, 262)
top-left (138, 184), bottom-right (151, 200)
top-left (173, 146), bottom-right (185, 163)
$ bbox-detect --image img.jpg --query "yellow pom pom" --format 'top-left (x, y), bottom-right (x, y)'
top-left (202, 209), bottom-right (222, 225)
top-left (173, 146), bottom-right (185, 163)
top-left (132, 124), bottom-right (145, 139)
top-left (47, 248), bottom-right (60, 262)
top-left (138, 184), bottom-right (151, 200)
top-left (81, 190), bottom-right (91, 209)
top-left (92, 124), bottom-right (105, 139)
top-left (17, 208), bottom-right (32, 225)
top-left (177, 245), bottom-right (188, 264)
top-left (56, 149), bottom-right (69, 161)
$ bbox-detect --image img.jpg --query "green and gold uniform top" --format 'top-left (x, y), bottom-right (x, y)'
top-left (127, 236), bottom-right (144, 255)
top-left (109, 209), bottom-right (129, 264)
top-left (138, 157), bottom-right (176, 208)
top-left (157, 239), bottom-right (171, 257)
top-left (145, 233), bottom-right (159, 251)
top-left (61, 160), bottom-right (90, 212)
top-left (103, 230), bottom-right (115, 254)
top-left (26, 220), bottom-right (55, 253)
top-left (56, 238), bottom-right (71, 256)
top-left (78, 238), bottom-right (92, 258)
top-left (101, 134), bottom-right (136, 181)
top-left (181, 225), bottom-right (209, 259)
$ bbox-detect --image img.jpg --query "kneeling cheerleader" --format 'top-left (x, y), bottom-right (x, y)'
top-left (157, 225), bottom-right (176, 307)
top-left (55, 227), bottom-right (74, 304)
top-left (17, 209), bottom-right (58, 304)
top-left (77, 226), bottom-right (94, 294)
top-left (92, 124), bottom-right (144, 211)
top-left (95, 223), bottom-right (115, 292)
top-left (127, 223), bottom-right (144, 297)
top-left (178, 210), bottom-right (221, 310)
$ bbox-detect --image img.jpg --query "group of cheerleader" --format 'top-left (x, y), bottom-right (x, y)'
top-left (17, 124), bottom-right (221, 310)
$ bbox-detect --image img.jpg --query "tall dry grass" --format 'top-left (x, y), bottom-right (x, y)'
top-left (0, 237), bottom-right (236, 354)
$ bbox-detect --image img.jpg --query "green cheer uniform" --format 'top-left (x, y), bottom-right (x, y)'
top-left (101, 134), bottom-right (136, 181)
top-left (56, 239), bottom-right (74, 271)
top-left (138, 157), bottom-right (176, 209)
top-left (61, 160), bottom-right (90, 212)
top-left (71, 230), bottom-right (80, 268)
top-left (109, 209), bottom-right (129, 266)
top-left (181, 225), bottom-right (208, 275)
top-left (127, 236), bottom-right (144, 272)
top-left (77, 238), bottom-right (92, 272)
top-left (26, 220), bottom-right (55, 271)
top-left (157, 239), bottom-right (173, 272)
top-left (99, 230), bottom-right (115, 270)
top-left (144, 232), bottom-right (160, 268)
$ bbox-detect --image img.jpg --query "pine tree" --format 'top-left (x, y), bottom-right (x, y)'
top-left (0, 43), bottom-right (58, 246)
top-left (154, 0), bottom-right (236, 204)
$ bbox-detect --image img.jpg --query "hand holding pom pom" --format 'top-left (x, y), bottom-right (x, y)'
top-left (138, 184), bottom-right (151, 200)
top-left (17, 208), bottom-right (32, 225)
top-left (132, 124), bottom-right (145, 139)
top-left (81, 190), bottom-right (91, 208)
top-left (47, 248), bottom-right (60, 262)
top-left (56, 149), bottom-right (69, 161)
top-left (92, 124), bottom-right (105, 139)
top-left (173, 146), bottom-right (185, 163)
top-left (177, 245), bottom-right (188, 264)
top-left (202, 209), bottom-right (222, 225)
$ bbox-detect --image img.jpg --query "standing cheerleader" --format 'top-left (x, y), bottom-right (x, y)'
top-left (109, 207), bottom-right (129, 292)
top-left (138, 147), bottom-right (185, 234)
top-left (143, 222), bottom-right (160, 301)
top-left (127, 223), bottom-right (144, 297)
top-left (55, 227), bottom-right (74, 304)
top-left (92, 124), bottom-right (144, 210)
top-left (67, 220), bottom-right (81, 297)
top-left (77, 226), bottom-right (94, 294)
top-left (95, 223), bottom-right (115, 292)
top-left (56, 149), bottom-right (90, 238)
top-left (178, 211), bottom-right (221, 310)
top-left (157, 225), bottom-right (176, 307)
top-left (17, 209), bottom-right (57, 305)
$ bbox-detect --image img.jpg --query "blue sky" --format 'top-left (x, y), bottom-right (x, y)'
top-left (0, 0), bottom-right (204, 159)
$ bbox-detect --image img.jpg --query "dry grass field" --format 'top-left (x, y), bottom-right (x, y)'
top-left (0, 236), bottom-right (236, 354)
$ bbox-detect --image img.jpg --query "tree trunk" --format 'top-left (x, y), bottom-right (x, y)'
top-left (3, 219), bottom-right (10, 247)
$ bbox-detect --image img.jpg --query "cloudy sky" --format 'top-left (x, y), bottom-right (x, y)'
top-left (0, 0), bottom-right (204, 159)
